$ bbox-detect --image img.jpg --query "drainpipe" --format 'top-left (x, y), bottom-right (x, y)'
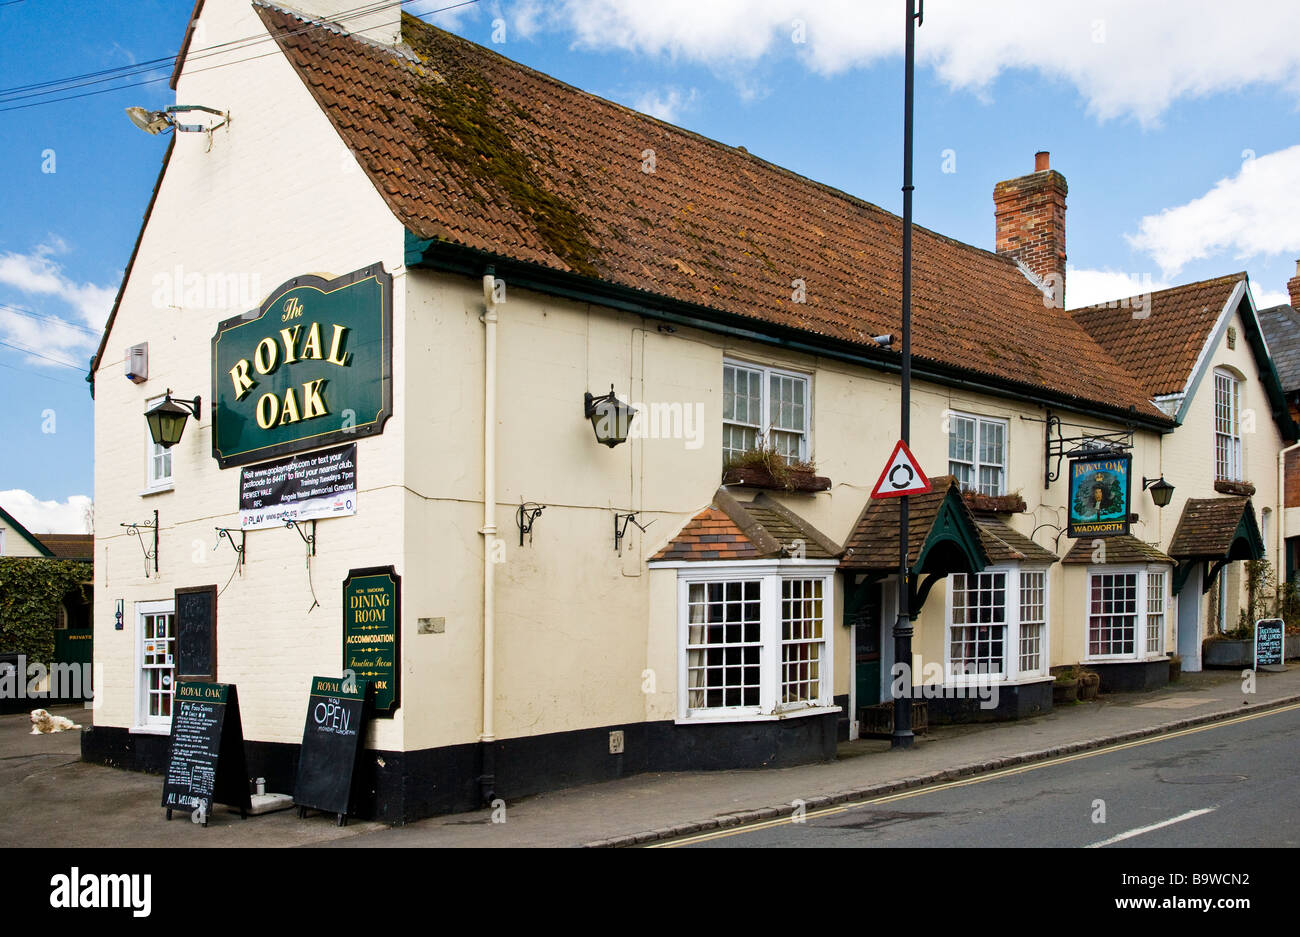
top-left (479, 270), bottom-right (498, 805)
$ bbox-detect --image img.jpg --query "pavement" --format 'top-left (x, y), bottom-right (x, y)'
top-left (2, 666), bottom-right (1297, 848)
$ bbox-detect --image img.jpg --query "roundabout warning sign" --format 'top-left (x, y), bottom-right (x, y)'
top-left (870, 440), bottom-right (931, 499)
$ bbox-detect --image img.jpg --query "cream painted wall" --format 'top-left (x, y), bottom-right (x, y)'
top-left (1159, 300), bottom-right (1285, 638)
top-left (0, 520), bottom-right (46, 557)
top-left (92, 0), bottom-right (406, 750)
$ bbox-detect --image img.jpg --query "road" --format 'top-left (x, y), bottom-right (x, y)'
top-left (664, 703), bottom-right (1300, 848)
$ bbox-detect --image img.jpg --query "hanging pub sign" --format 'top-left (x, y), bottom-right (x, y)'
top-left (342, 567), bottom-right (400, 717)
top-left (239, 443), bottom-right (357, 530)
top-left (1067, 453), bottom-right (1132, 538)
top-left (211, 264), bottom-right (393, 469)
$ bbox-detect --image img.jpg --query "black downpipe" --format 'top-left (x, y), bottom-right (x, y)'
top-left (479, 742), bottom-right (496, 806)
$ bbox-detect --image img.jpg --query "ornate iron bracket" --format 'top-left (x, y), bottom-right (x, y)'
top-left (614, 511), bottom-right (653, 552)
top-left (121, 509), bottom-right (159, 577)
top-left (285, 518), bottom-right (316, 557)
top-left (1043, 410), bottom-right (1134, 487)
top-left (516, 501), bottom-right (545, 546)
top-left (215, 527), bottom-right (246, 573)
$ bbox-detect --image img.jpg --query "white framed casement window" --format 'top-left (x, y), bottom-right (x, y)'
top-left (946, 564), bottom-right (1051, 683)
top-left (671, 562), bottom-right (836, 723)
top-left (722, 359), bottom-right (810, 465)
top-left (134, 599), bottom-right (176, 732)
top-left (947, 412), bottom-right (1007, 495)
top-left (1213, 369), bottom-right (1242, 482)
top-left (1085, 566), bottom-right (1171, 661)
top-left (144, 394), bottom-right (174, 493)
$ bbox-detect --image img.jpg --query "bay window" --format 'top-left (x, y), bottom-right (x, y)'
top-left (1086, 566), bottom-right (1170, 660)
top-left (677, 564), bottom-right (835, 722)
top-left (946, 564), bottom-right (1050, 682)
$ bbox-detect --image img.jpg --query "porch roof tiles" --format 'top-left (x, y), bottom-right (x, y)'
top-left (1061, 534), bottom-right (1174, 565)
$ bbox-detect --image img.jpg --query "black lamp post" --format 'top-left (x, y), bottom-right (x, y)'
top-left (1143, 475), bottom-right (1175, 508)
top-left (145, 389), bottom-right (201, 449)
top-left (583, 385), bottom-right (637, 448)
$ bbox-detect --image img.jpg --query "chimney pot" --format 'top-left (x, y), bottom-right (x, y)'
top-left (1035, 151), bottom-right (1050, 172)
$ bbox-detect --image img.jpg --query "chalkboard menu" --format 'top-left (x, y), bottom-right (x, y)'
top-left (1256, 618), bottom-right (1284, 668)
top-left (161, 682), bottom-right (251, 825)
top-left (293, 675), bottom-right (370, 823)
top-left (342, 567), bottom-right (400, 717)
top-left (175, 585), bottom-right (217, 682)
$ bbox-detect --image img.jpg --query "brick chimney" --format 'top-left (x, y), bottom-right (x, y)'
top-left (995, 151), bottom-right (1068, 308)
top-left (1288, 259), bottom-right (1300, 310)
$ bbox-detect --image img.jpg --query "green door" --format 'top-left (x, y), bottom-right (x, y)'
top-left (52, 628), bottom-right (92, 702)
top-left (847, 578), bottom-right (882, 710)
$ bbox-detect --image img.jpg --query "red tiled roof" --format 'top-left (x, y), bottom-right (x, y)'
top-left (1167, 497), bottom-right (1260, 559)
top-left (650, 490), bottom-right (838, 562)
top-left (1071, 273), bottom-right (1245, 398)
top-left (36, 534), bottom-right (94, 561)
top-left (256, 5), bottom-right (1169, 424)
top-left (1061, 535), bottom-right (1173, 565)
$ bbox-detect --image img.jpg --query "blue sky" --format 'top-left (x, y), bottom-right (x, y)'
top-left (2, 0), bottom-right (1299, 532)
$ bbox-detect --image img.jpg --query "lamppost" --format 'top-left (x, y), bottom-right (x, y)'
top-left (894, 0), bottom-right (923, 750)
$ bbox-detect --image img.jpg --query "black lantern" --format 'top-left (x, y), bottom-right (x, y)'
top-left (145, 389), bottom-right (201, 449)
top-left (583, 385), bottom-right (637, 448)
top-left (1142, 475), bottom-right (1175, 508)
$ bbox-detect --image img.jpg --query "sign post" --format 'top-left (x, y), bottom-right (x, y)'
top-left (893, 0), bottom-right (923, 751)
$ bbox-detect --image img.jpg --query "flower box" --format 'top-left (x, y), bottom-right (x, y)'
top-left (721, 464), bottom-right (831, 493)
top-left (1214, 480), bottom-right (1256, 497)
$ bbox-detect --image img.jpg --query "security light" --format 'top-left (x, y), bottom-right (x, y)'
top-left (125, 104), bottom-right (229, 136)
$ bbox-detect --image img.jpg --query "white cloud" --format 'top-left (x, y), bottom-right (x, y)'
top-left (1126, 145), bottom-right (1300, 277)
top-left (0, 490), bottom-right (93, 536)
top-left (1254, 287), bottom-right (1291, 309)
top-left (631, 86), bottom-right (697, 122)
top-left (1067, 267), bottom-right (1171, 310)
top-left (0, 240), bottom-right (115, 370)
top-left (532, 0), bottom-right (1300, 123)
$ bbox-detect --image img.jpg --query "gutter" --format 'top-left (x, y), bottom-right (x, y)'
top-left (405, 233), bottom-right (1177, 435)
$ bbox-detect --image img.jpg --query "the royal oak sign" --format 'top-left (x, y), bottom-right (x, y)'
top-left (211, 264), bottom-right (393, 468)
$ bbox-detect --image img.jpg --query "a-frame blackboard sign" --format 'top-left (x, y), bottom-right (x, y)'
top-left (293, 675), bottom-right (370, 826)
top-left (161, 681), bottom-right (252, 826)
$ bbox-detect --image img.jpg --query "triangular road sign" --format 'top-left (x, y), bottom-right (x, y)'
top-left (870, 440), bottom-right (931, 499)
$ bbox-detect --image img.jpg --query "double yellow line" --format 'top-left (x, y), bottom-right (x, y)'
top-left (650, 701), bottom-right (1300, 847)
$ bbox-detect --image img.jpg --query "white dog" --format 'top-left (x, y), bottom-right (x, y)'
top-left (29, 709), bottom-right (81, 734)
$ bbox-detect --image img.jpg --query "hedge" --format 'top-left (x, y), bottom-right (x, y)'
top-left (0, 557), bottom-right (90, 663)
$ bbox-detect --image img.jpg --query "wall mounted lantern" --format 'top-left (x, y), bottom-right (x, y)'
top-left (145, 390), bottom-right (201, 449)
top-left (1142, 475), bottom-right (1175, 508)
top-left (583, 385), bottom-right (637, 448)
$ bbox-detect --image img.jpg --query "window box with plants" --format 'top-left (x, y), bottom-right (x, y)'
top-left (722, 446), bottom-right (831, 493)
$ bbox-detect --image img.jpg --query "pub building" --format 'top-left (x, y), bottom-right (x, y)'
top-left (84, 0), bottom-right (1294, 822)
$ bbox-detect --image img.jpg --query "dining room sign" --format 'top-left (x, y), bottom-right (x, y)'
top-left (211, 264), bottom-right (392, 468)
top-left (342, 567), bottom-right (400, 717)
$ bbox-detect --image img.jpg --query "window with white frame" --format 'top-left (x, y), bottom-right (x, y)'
top-left (722, 360), bottom-right (809, 465)
top-left (136, 600), bottom-right (176, 729)
top-left (947, 565), bottom-right (1050, 681)
top-left (1086, 567), bottom-right (1170, 660)
top-left (145, 395), bottom-right (173, 491)
top-left (677, 565), bottom-right (834, 721)
top-left (948, 412), bottom-right (1007, 495)
top-left (1214, 369), bottom-right (1241, 482)
top-left (1019, 569), bottom-right (1047, 675)
top-left (1146, 570), bottom-right (1167, 655)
